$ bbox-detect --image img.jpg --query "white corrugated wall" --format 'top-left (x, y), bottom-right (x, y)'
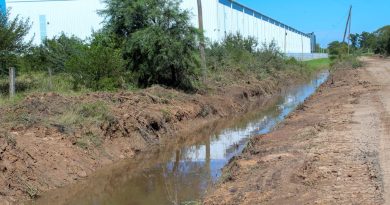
top-left (7, 0), bottom-right (312, 53)
top-left (7, 0), bottom-right (104, 44)
top-left (182, 0), bottom-right (312, 53)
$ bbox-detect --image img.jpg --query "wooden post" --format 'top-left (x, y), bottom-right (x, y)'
top-left (48, 67), bottom-right (52, 91)
top-left (9, 67), bottom-right (15, 97)
top-left (197, 0), bottom-right (207, 79)
top-left (284, 29), bottom-right (287, 54)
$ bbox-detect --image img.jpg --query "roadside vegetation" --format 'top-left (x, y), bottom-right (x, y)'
top-left (327, 25), bottom-right (390, 70)
top-left (0, 0), bottom-right (328, 100)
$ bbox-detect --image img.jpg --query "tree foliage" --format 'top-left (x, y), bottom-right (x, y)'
top-left (374, 26), bottom-right (390, 55)
top-left (327, 41), bottom-right (348, 60)
top-left (101, 0), bottom-right (200, 89)
top-left (206, 34), bottom-right (301, 79)
top-left (65, 32), bottom-right (126, 91)
top-left (346, 25), bottom-right (390, 55)
top-left (0, 11), bottom-right (31, 69)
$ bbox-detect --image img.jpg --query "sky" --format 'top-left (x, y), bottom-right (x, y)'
top-left (237, 0), bottom-right (390, 47)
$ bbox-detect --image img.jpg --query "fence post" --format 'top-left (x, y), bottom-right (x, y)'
top-left (48, 67), bottom-right (52, 91)
top-left (9, 67), bottom-right (15, 98)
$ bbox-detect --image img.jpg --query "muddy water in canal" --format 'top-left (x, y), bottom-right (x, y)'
top-left (30, 71), bottom-right (329, 205)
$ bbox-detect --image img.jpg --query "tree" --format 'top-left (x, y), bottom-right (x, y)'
top-left (0, 11), bottom-right (31, 70)
top-left (374, 26), bottom-right (390, 55)
top-left (328, 41), bottom-right (348, 60)
top-left (101, 0), bottom-right (200, 90)
top-left (21, 33), bottom-right (86, 73)
top-left (359, 31), bottom-right (376, 52)
top-left (349, 33), bottom-right (360, 49)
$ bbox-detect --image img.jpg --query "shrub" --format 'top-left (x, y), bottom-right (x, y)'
top-left (206, 34), bottom-right (294, 78)
top-left (21, 34), bottom-right (87, 73)
top-left (374, 26), bottom-right (390, 55)
top-left (328, 41), bottom-right (348, 60)
top-left (65, 32), bottom-right (126, 91)
top-left (102, 0), bottom-right (200, 90)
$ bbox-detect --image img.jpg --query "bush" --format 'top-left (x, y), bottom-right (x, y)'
top-left (20, 34), bottom-right (87, 73)
top-left (328, 41), bottom-right (348, 60)
top-left (375, 26), bottom-right (390, 55)
top-left (102, 0), bottom-right (200, 90)
top-left (65, 32), bottom-right (126, 91)
top-left (206, 34), bottom-right (296, 79)
top-left (19, 33), bottom-right (127, 91)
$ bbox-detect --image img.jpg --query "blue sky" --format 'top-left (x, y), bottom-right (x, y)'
top-left (237, 0), bottom-right (390, 47)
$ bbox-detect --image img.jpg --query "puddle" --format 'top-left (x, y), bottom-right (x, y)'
top-left (30, 71), bottom-right (329, 205)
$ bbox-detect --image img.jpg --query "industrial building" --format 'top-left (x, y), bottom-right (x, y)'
top-left (0, 0), bottom-right (5, 14)
top-left (5, 0), bottom-right (104, 44)
top-left (4, 0), bottom-right (316, 54)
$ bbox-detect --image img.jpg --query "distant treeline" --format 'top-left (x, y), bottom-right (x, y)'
top-left (328, 26), bottom-right (390, 59)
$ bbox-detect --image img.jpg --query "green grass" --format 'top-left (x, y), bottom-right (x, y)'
top-left (0, 93), bottom-right (25, 106)
top-left (305, 58), bottom-right (331, 72)
top-left (76, 132), bottom-right (103, 149)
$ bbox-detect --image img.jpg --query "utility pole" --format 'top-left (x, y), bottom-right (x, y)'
top-left (197, 0), bottom-right (207, 79)
top-left (343, 5), bottom-right (352, 46)
top-left (348, 6), bottom-right (352, 55)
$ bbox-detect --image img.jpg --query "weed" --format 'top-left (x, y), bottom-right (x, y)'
top-left (55, 101), bottom-right (111, 128)
top-left (161, 108), bottom-right (172, 122)
top-left (56, 110), bottom-right (80, 127)
top-left (75, 138), bottom-right (89, 150)
top-left (0, 132), bottom-right (17, 147)
top-left (220, 172), bottom-right (233, 183)
top-left (3, 111), bottom-right (39, 128)
top-left (296, 103), bottom-right (306, 111)
top-left (25, 183), bottom-right (39, 199)
top-left (78, 101), bottom-right (109, 120)
top-left (76, 132), bottom-right (102, 149)
top-left (181, 201), bottom-right (201, 205)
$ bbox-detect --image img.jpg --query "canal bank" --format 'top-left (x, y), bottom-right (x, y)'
top-left (204, 57), bottom-right (388, 205)
top-left (22, 71), bottom-right (328, 204)
top-left (0, 60), bottom-right (328, 204)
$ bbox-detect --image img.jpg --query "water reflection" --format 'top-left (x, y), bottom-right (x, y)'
top-left (31, 71), bottom-right (328, 205)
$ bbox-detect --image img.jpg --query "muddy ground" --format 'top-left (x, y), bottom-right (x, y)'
top-left (204, 57), bottom-right (390, 204)
top-left (0, 68), bottom-right (308, 203)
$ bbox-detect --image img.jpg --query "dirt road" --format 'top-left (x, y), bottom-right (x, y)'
top-left (204, 57), bottom-right (390, 204)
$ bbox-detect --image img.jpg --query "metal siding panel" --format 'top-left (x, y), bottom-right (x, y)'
top-left (8, 0), bottom-right (104, 44)
top-left (217, 3), bottom-right (225, 40)
top-left (0, 0), bottom-right (5, 14)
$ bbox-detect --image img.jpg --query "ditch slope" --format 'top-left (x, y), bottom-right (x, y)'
top-left (204, 57), bottom-right (390, 204)
top-left (0, 70), bottom-right (306, 203)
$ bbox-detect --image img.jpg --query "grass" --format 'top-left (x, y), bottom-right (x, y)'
top-left (0, 132), bottom-right (17, 147)
top-left (0, 93), bottom-right (25, 106)
top-left (53, 101), bottom-right (112, 149)
top-left (55, 101), bottom-right (111, 128)
top-left (76, 132), bottom-right (103, 149)
top-left (0, 71), bottom-right (92, 104)
top-left (304, 58), bottom-right (331, 72)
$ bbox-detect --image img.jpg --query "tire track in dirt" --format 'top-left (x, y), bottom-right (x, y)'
top-left (362, 58), bottom-right (390, 204)
top-left (204, 57), bottom-right (389, 205)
